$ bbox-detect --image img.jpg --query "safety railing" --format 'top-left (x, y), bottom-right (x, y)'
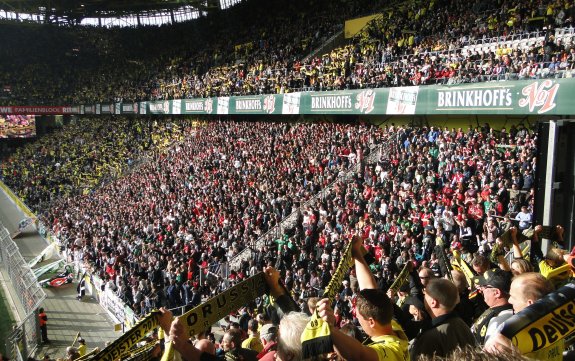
top-left (0, 222), bottom-right (46, 361)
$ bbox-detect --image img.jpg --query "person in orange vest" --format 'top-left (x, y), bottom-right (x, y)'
top-left (39, 307), bottom-right (49, 344)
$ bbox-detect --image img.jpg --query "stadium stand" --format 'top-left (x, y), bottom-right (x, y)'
top-left (1, 117), bottom-right (185, 213)
top-left (43, 120), bottom-right (380, 315)
top-left (1, 0), bottom-right (573, 105)
top-left (0, 0), bottom-right (574, 360)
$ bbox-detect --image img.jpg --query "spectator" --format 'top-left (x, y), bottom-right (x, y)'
top-left (514, 206), bottom-right (532, 231)
top-left (315, 236), bottom-right (409, 361)
top-left (257, 323), bottom-right (278, 361)
top-left (484, 273), bottom-right (560, 360)
top-left (242, 319), bottom-right (263, 353)
top-left (470, 269), bottom-right (514, 345)
top-left (410, 278), bottom-right (476, 359)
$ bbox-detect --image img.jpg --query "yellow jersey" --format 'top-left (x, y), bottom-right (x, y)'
top-left (241, 336), bottom-right (263, 353)
top-left (368, 334), bottom-right (410, 361)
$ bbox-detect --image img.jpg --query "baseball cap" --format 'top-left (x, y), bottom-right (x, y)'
top-left (260, 324), bottom-right (277, 338)
top-left (473, 269), bottom-right (512, 293)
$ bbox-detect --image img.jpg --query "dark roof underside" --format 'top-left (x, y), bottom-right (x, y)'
top-left (0, 0), bottom-right (218, 20)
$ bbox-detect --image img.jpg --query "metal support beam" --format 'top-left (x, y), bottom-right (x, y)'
top-left (542, 120), bottom-right (557, 255)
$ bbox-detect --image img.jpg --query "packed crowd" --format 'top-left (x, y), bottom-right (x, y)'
top-left (3, 118), bottom-right (574, 360)
top-left (238, 122), bottom-right (540, 301)
top-left (148, 0), bottom-right (575, 97)
top-left (2, 0), bottom-right (575, 106)
top-left (46, 120), bottom-right (380, 314)
top-left (0, 0), bottom-right (376, 105)
top-left (0, 117), bottom-right (184, 213)
top-left (146, 121), bottom-right (572, 361)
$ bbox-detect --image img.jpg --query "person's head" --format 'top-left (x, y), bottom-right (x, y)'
top-left (307, 297), bottom-right (319, 314)
top-left (545, 247), bottom-right (566, 268)
top-left (510, 258), bottom-right (533, 276)
top-left (508, 272), bottom-right (554, 313)
top-left (256, 313), bottom-right (270, 325)
top-left (194, 339), bottom-right (215, 355)
top-left (277, 312), bottom-right (309, 361)
top-left (247, 319), bottom-right (258, 335)
top-left (259, 323), bottom-right (278, 345)
top-left (221, 328), bottom-right (242, 352)
top-left (424, 278), bottom-right (460, 317)
top-left (228, 321), bottom-right (240, 330)
top-left (472, 254), bottom-right (490, 274)
top-left (65, 348), bottom-right (77, 357)
top-left (355, 289), bottom-right (393, 336)
top-left (473, 269), bottom-right (511, 308)
top-left (405, 296), bottom-right (427, 321)
top-left (450, 270), bottom-right (468, 293)
top-left (418, 267), bottom-right (435, 288)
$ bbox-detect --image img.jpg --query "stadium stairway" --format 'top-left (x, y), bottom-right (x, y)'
top-left (228, 142), bottom-right (385, 271)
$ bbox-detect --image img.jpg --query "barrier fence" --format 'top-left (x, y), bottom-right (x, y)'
top-left (0, 223), bottom-right (46, 361)
top-left (4, 311), bottom-right (39, 361)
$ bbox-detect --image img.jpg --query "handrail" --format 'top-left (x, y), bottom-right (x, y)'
top-left (302, 27), bottom-right (344, 64)
top-left (228, 142), bottom-right (385, 270)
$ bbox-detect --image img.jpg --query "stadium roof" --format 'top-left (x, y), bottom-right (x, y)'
top-left (0, 0), bottom-right (231, 25)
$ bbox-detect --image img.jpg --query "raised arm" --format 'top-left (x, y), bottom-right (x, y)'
top-left (510, 227), bottom-right (524, 259)
top-left (351, 236), bottom-right (377, 290)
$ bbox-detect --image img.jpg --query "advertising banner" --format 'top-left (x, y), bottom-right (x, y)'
top-left (217, 97), bottom-right (230, 115)
top-left (229, 94), bottom-right (282, 115)
top-left (182, 98), bottom-right (215, 115)
top-left (301, 89), bottom-right (384, 115)
top-left (147, 101), bottom-right (171, 114)
top-left (121, 103), bottom-right (138, 114)
top-left (0, 106), bottom-right (78, 115)
top-left (283, 92), bottom-right (302, 114)
top-left (387, 86), bottom-right (419, 114)
top-left (417, 79), bottom-right (571, 115)
top-left (172, 99), bottom-right (182, 115)
top-left (2, 78), bottom-right (575, 116)
top-left (101, 104), bottom-right (112, 114)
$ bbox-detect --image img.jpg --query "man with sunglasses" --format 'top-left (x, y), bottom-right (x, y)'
top-left (470, 269), bottom-right (513, 345)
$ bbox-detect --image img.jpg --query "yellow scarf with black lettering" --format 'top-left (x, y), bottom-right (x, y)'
top-left (500, 282), bottom-right (575, 354)
top-left (161, 273), bottom-right (269, 361)
top-left (301, 241), bottom-right (354, 359)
